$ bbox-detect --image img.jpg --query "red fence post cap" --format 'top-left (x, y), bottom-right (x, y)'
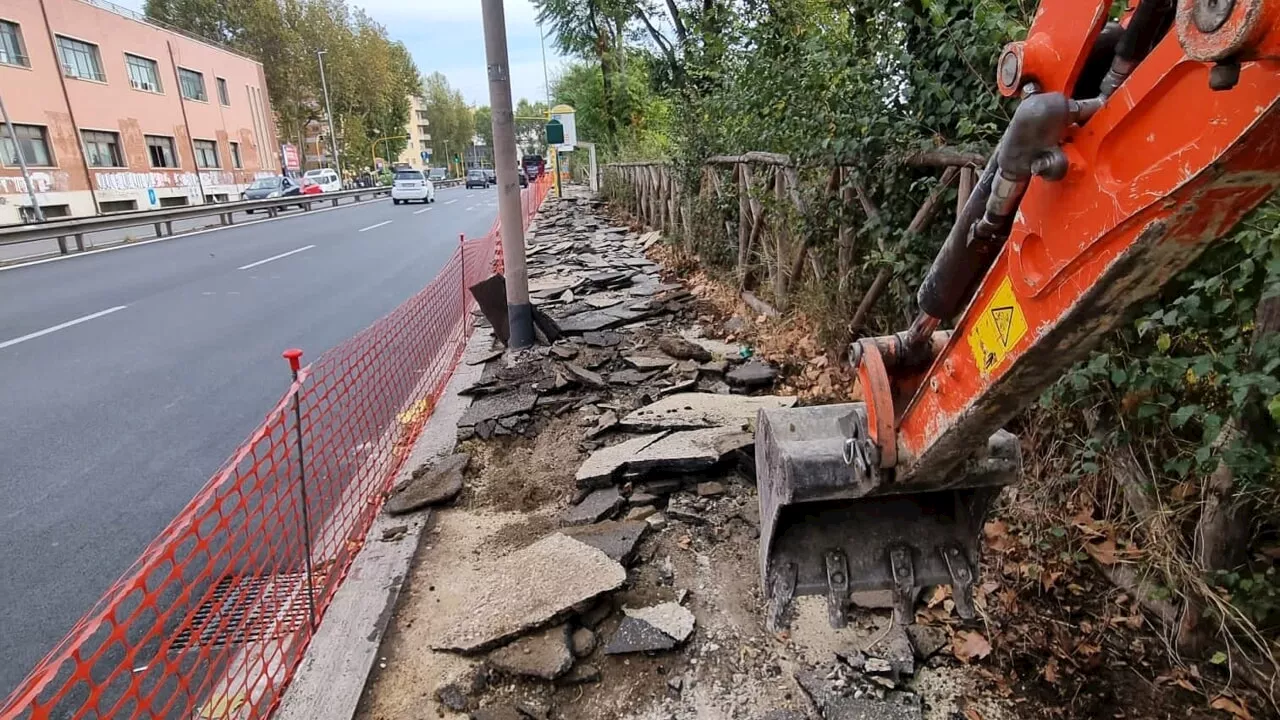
top-left (282, 348), bottom-right (304, 373)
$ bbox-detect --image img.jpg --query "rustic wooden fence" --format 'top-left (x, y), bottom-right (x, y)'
top-left (603, 149), bottom-right (985, 336)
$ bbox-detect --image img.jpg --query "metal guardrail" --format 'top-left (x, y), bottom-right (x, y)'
top-left (0, 181), bottom-right (459, 255)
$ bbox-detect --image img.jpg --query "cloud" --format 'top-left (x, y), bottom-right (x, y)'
top-left (116, 0), bottom-right (568, 104)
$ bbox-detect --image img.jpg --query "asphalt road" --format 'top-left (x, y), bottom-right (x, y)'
top-left (0, 185), bottom-right (502, 697)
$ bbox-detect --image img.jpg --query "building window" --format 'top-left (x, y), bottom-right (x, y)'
top-left (418, 125), bottom-right (429, 136)
top-left (216, 77), bottom-right (230, 106)
top-left (99, 199), bottom-right (137, 213)
top-left (82, 130), bottom-right (124, 167)
top-left (178, 67), bottom-right (206, 101)
top-left (146, 134), bottom-right (178, 168)
top-left (0, 20), bottom-right (29, 67)
top-left (125, 54), bottom-right (162, 92)
top-left (1, 123), bottom-right (53, 167)
top-left (229, 141), bottom-right (243, 169)
top-left (56, 36), bottom-right (105, 82)
top-left (194, 139), bottom-right (219, 168)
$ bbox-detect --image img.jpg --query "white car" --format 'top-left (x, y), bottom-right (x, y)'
top-left (302, 168), bottom-right (341, 192)
top-left (391, 169), bottom-right (436, 204)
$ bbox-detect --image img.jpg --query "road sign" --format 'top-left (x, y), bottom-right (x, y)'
top-left (549, 104), bottom-right (577, 151)
top-left (281, 143), bottom-right (300, 171)
top-left (421, 151), bottom-right (429, 161)
top-left (147, 188), bottom-right (156, 206)
top-left (545, 119), bottom-right (564, 145)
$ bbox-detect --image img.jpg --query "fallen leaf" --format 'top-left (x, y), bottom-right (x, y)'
top-left (963, 709), bottom-right (984, 720)
top-left (927, 585), bottom-right (951, 608)
top-left (1175, 678), bottom-right (1197, 693)
top-left (1210, 695), bottom-right (1252, 719)
top-left (1086, 538), bottom-right (1118, 565)
top-left (1171, 481), bottom-right (1198, 501)
top-left (952, 630), bottom-right (992, 663)
top-left (1042, 656), bottom-right (1060, 684)
top-left (1074, 641), bottom-right (1102, 657)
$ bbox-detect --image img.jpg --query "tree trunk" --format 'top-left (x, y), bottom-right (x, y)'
top-left (1178, 293), bottom-right (1280, 655)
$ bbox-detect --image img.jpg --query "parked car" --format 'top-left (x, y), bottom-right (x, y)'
top-left (242, 176), bottom-right (302, 212)
top-left (391, 169), bottom-right (436, 204)
top-left (299, 178), bottom-right (324, 196)
top-left (518, 168), bottom-right (528, 188)
top-left (303, 168), bottom-right (341, 192)
top-left (465, 169), bottom-right (489, 189)
top-left (428, 167), bottom-right (449, 182)
top-left (483, 169), bottom-right (496, 186)
top-left (522, 154), bottom-right (544, 179)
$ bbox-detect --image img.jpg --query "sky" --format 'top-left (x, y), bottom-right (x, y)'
top-left (119, 0), bottom-right (568, 106)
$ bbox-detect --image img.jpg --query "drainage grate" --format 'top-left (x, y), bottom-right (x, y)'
top-left (171, 571), bottom-right (319, 650)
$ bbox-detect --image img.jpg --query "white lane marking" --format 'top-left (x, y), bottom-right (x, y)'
top-left (238, 244), bottom-right (315, 270)
top-left (413, 207), bottom-right (433, 215)
top-left (466, 193), bottom-right (476, 198)
top-left (0, 305), bottom-right (128, 350)
top-left (359, 220), bottom-right (393, 233)
top-left (465, 206), bottom-right (476, 212)
top-left (444, 199), bottom-right (458, 205)
top-left (0, 196), bottom-right (388, 273)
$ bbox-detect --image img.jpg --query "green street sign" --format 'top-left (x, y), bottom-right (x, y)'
top-left (545, 119), bottom-right (564, 145)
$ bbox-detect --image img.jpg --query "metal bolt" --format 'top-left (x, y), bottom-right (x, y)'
top-left (930, 377), bottom-right (941, 393)
top-left (1195, 0), bottom-right (1236, 33)
top-left (1209, 60), bottom-right (1241, 91)
top-left (831, 572), bottom-right (845, 584)
top-left (944, 359), bottom-right (955, 376)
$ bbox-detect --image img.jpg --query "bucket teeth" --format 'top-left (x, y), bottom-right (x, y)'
top-left (941, 544), bottom-right (977, 620)
top-left (888, 545), bottom-right (917, 625)
top-left (824, 550), bottom-right (850, 628)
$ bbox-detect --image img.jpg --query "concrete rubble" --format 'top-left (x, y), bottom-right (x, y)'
top-left (431, 533), bottom-right (626, 653)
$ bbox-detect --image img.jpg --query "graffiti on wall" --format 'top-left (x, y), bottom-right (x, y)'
top-left (0, 171), bottom-right (71, 194)
top-left (93, 171), bottom-right (241, 192)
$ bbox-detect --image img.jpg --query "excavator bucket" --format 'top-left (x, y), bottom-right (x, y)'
top-left (754, 403), bottom-right (1020, 629)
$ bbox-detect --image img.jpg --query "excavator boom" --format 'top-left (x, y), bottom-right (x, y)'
top-left (756, 0), bottom-right (1280, 629)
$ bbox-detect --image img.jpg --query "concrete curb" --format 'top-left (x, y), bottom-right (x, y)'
top-left (275, 326), bottom-right (493, 720)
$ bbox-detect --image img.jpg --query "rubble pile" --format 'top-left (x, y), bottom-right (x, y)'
top-left (362, 190), bottom-right (992, 720)
top-left (457, 194), bottom-right (780, 443)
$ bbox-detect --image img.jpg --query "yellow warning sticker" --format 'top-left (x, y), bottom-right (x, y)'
top-left (967, 275), bottom-right (1028, 375)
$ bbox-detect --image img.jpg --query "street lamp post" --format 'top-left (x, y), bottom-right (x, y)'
top-left (317, 50), bottom-right (341, 183)
top-left (443, 138), bottom-right (451, 177)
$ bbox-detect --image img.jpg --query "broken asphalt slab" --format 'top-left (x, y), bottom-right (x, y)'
top-left (385, 453), bottom-right (469, 515)
top-left (560, 486), bottom-right (625, 526)
top-left (432, 533), bottom-right (627, 653)
top-left (621, 392), bottom-right (798, 431)
top-left (485, 624), bottom-right (574, 680)
top-left (559, 520), bottom-right (647, 564)
top-left (623, 602), bottom-right (695, 642)
top-left (574, 432), bottom-right (668, 488)
top-left (457, 389), bottom-right (538, 428)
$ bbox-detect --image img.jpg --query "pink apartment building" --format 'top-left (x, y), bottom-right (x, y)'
top-left (0, 0), bottom-right (280, 224)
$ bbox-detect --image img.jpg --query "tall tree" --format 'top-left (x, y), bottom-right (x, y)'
top-left (421, 72), bottom-right (474, 169)
top-left (145, 0), bottom-right (420, 174)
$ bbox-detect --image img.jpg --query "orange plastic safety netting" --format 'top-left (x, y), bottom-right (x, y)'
top-left (1, 175), bottom-right (552, 720)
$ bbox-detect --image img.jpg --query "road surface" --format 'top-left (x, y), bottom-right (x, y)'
top-left (0, 185), bottom-right (502, 697)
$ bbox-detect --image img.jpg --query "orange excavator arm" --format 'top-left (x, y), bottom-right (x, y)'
top-left (755, 0), bottom-right (1280, 629)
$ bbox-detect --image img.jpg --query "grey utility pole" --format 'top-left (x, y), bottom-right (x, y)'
top-left (317, 50), bottom-right (342, 181)
top-left (0, 92), bottom-right (45, 222)
top-left (481, 0), bottom-right (534, 348)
